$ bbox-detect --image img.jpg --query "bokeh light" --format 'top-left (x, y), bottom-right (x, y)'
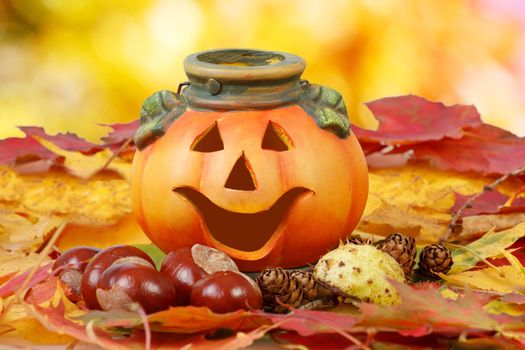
top-left (1, 0), bottom-right (524, 141)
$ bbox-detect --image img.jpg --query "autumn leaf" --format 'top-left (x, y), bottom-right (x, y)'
top-left (352, 94), bottom-right (482, 145)
top-left (442, 266), bottom-right (525, 294)
top-left (452, 190), bottom-right (525, 217)
top-left (18, 127), bottom-right (101, 154)
top-left (358, 164), bottom-right (525, 241)
top-left (0, 263), bottom-right (52, 299)
top-left (0, 126), bottom-right (101, 166)
top-left (408, 124), bottom-right (525, 175)
top-left (100, 120), bottom-right (139, 152)
top-left (34, 136), bottom-right (131, 180)
top-left (450, 222), bottom-right (525, 274)
top-left (357, 280), bottom-right (522, 339)
top-left (257, 308), bottom-right (360, 337)
top-left (356, 95), bottom-right (525, 175)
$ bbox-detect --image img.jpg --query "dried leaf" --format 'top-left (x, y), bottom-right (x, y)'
top-left (409, 124), bottom-right (525, 175)
top-left (0, 169), bottom-right (133, 227)
top-left (355, 95), bottom-right (525, 175)
top-left (502, 294), bottom-right (525, 305)
top-left (452, 190), bottom-right (525, 217)
top-left (461, 213), bottom-right (525, 239)
top-left (18, 127), bottom-right (100, 153)
top-left (353, 95), bottom-right (482, 145)
top-left (7, 318), bottom-right (74, 345)
top-left (100, 121), bottom-right (139, 152)
top-left (0, 263), bottom-right (52, 298)
top-left (484, 299), bottom-right (525, 317)
top-left (442, 266), bottom-right (525, 294)
top-left (35, 137), bottom-right (131, 180)
top-left (147, 307), bottom-right (263, 333)
top-left (357, 281), bottom-right (517, 337)
top-left (258, 308), bottom-right (360, 337)
top-left (359, 164), bottom-right (524, 241)
top-left (0, 126), bottom-right (101, 166)
top-left (450, 222), bottom-right (525, 273)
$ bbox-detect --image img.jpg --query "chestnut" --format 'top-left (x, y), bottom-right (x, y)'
top-left (190, 270), bottom-right (262, 313)
top-left (80, 245), bottom-right (155, 309)
top-left (52, 246), bottom-right (100, 301)
top-left (160, 247), bottom-right (207, 305)
top-left (96, 263), bottom-right (176, 314)
top-left (160, 244), bottom-right (238, 305)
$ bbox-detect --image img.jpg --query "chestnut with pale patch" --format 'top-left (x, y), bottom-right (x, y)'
top-left (80, 245), bottom-right (155, 309)
top-left (160, 244), bottom-right (238, 305)
top-left (96, 263), bottom-right (176, 314)
top-left (53, 246), bottom-right (100, 301)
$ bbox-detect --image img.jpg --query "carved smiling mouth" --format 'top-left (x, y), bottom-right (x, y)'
top-left (173, 187), bottom-right (311, 252)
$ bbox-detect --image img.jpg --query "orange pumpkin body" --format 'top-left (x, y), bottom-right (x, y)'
top-left (132, 106), bottom-right (367, 271)
top-left (131, 49), bottom-right (368, 271)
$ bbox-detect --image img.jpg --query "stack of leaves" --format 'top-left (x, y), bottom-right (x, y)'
top-left (1, 94), bottom-right (525, 349)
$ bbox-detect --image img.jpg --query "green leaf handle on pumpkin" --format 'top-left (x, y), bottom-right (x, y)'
top-left (135, 90), bottom-right (188, 150)
top-left (299, 83), bottom-right (351, 139)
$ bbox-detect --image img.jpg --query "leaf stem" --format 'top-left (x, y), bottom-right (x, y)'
top-left (441, 167), bottom-right (525, 243)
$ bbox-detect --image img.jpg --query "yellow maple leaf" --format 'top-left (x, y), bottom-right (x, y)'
top-left (0, 252), bottom-right (52, 279)
top-left (484, 299), bottom-right (525, 316)
top-left (442, 266), bottom-right (525, 294)
top-left (0, 167), bottom-right (133, 227)
top-left (450, 222), bottom-right (525, 274)
top-left (34, 136), bottom-right (131, 181)
top-left (360, 164), bottom-right (525, 242)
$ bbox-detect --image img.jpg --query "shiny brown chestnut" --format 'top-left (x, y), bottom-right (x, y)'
top-left (190, 270), bottom-right (262, 313)
top-left (80, 245), bottom-right (155, 309)
top-left (160, 247), bottom-right (207, 305)
top-left (52, 246), bottom-right (100, 301)
top-left (160, 244), bottom-right (238, 305)
top-left (96, 263), bottom-right (176, 314)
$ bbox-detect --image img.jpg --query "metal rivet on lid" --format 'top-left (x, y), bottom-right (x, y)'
top-left (205, 78), bottom-right (222, 95)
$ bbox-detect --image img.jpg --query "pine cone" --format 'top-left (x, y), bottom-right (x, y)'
top-left (290, 270), bottom-right (332, 301)
top-left (257, 267), bottom-right (303, 313)
top-left (417, 244), bottom-right (453, 278)
top-left (377, 233), bottom-right (416, 277)
top-left (347, 235), bottom-right (374, 245)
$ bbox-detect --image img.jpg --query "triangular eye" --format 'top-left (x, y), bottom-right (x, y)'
top-left (261, 121), bottom-right (293, 152)
top-left (191, 122), bottom-right (224, 152)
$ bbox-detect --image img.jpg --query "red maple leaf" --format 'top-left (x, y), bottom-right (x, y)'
top-left (352, 94), bottom-right (482, 144)
top-left (0, 126), bottom-right (101, 165)
top-left (354, 95), bottom-right (525, 175)
top-left (452, 189), bottom-right (525, 217)
top-left (100, 120), bottom-right (139, 151)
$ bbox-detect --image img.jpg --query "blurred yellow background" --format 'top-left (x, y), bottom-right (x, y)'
top-left (1, 0), bottom-right (524, 142)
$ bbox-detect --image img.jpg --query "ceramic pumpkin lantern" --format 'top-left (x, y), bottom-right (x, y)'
top-left (131, 49), bottom-right (368, 271)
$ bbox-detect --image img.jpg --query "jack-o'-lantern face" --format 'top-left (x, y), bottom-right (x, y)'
top-left (132, 105), bottom-right (368, 271)
top-left (173, 116), bottom-right (311, 253)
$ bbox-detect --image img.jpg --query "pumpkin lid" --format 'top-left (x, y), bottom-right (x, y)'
top-left (182, 49), bottom-right (307, 110)
top-left (134, 49), bottom-right (351, 150)
top-left (184, 49), bottom-right (306, 82)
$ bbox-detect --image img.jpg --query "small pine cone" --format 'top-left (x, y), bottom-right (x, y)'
top-left (290, 270), bottom-right (332, 301)
top-left (417, 244), bottom-right (453, 278)
top-left (347, 235), bottom-right (374, 245)
top-left (377, 233), bottom-right (416, 277)
top-left (257, 267), bottom-right (303, 313)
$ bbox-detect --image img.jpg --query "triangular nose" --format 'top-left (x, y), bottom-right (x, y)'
top-left (225, 153), bottom-right (256, 191)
